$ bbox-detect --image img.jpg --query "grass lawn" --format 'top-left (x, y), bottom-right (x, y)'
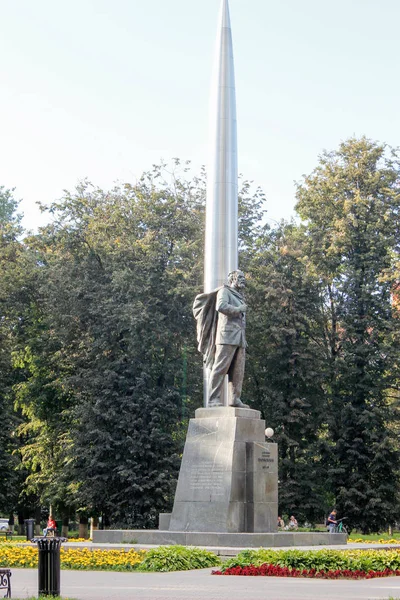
top-left (12, 597), bottom-right (77, 600)
top-left (297, 527), bottom-right (400, 542)
top-left (349, 532), bottom-right (400, 541)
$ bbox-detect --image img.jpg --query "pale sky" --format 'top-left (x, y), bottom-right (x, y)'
top-left (1, 0), bottom-right (400, 230)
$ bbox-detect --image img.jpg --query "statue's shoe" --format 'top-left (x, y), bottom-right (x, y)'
top-left (229, 400), bottom-right (250, 409)
top-left (208, 402), bottom-right (224, 408)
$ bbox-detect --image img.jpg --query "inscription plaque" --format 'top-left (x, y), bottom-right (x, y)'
top-left (258, 447), bottom-right (275, 470)
top-left (189, 463), bottom-right (225, 495)
top-left (246, 441), bottom-right (278, 532)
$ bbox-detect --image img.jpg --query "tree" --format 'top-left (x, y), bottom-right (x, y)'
top-left (0, 187), bottom-right (31, 517)
top-left (296, 137), bottom-right (400, 531)
top-left (245, 223), bottom-right (329, 522)
top-left (17, 163), bottom-right (206, 526)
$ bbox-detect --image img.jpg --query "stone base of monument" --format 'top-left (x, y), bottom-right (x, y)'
top-left (93, 407), bottom-right (347, 547)
top-left (93, 529), bottom-right (347, 547)
top-left (169, 406), bottom-right (277, 532)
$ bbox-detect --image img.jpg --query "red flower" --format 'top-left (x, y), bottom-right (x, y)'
top-left (212, 563), bottom-right (400, 580)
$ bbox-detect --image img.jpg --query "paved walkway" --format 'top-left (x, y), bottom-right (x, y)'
top-left (59, 540), bottom-right (400, 555)
top-left (18, 539), bottom-right (400, 553)
top-left (10, 567), bottom-right (400, 599)
top-left (11, 542), bottom-right (400, 599)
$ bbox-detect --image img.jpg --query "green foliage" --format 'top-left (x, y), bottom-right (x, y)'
top-left (1, 142), bottom-right (400, 533)
top-left (12, 163), bottom-right (207, 525)
top-left (296, 137), bottom-right (400, 531)
top-left (244, 224), bottom-right (329, 522)
top-left (137, 545), bottom-right (220, 572)
top-left (222, 548), bottom-right (400, 573)
top-left (0, 187), bottom-right (31, 514)
top-left (0, 186), bottom-right (22, 232)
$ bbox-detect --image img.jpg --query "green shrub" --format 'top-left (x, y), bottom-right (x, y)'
top-left (221, 548), bottom-right (400, 573)
top-left (137, 545), bottom-right (220, 572)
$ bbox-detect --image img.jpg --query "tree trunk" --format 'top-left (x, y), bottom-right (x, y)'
top-left (103, 513), bottom-right (111, 528)
top-left (35, 506), bottom-right (41, 535)
top-left (79, 515), bottom-right (89, 539)
top-left (8, 513), bottom-right (14, 533)
top-left (90, 516), bottom-right (98, 539)
top-left (17, 513), bottom-right (24, 535)
top-left (62, 515), bottom-right (69, 538)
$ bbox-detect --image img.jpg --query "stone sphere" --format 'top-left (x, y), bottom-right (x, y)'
top-left (265, 427), bottom-right (274, 438)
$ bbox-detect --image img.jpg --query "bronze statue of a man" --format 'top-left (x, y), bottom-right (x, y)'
top-left (193, 270), bottom-right (249, 408)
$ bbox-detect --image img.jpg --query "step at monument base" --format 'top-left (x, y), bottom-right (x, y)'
top-left (93, 529), bottom-right (348, 547)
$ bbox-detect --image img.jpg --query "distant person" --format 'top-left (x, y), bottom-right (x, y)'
top-left (326, 509), bottom-right (337, 533)
top-left (287, 515), bottom-right (298, 530)
top-left (43, 515), bottom-right (57, 537)
top-left (278, 516), bottom-right (285, 529)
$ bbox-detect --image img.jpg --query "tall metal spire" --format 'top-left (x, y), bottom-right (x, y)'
top-left (204, 0), bottom-right (238, 293)
top-left (203, 0), bottom-right (238, 407)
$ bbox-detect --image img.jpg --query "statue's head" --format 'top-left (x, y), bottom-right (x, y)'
top-left (228, 270), bottom-right (246, 290)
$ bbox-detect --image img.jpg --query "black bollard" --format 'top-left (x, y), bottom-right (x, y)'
top-left (24, 518), bottom-right (35, 541)
top-left (32, 537), bottom-right (66, 597)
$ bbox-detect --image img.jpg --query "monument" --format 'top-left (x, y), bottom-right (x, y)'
top-left (168, 0), bottom-right (278, 535)
top-left (193, 269), bottom-right (248, 409)
top-left (168, 265), bottom-right (278, 532)
top-left (94, 0), bottom-right (347, 546)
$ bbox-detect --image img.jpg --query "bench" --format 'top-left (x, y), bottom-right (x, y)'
top-left (0, 569), bottom-right (11, 598)
top-left (0, 531), bottom-right (12, 541)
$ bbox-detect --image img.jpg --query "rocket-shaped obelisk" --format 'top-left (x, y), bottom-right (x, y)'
top-left (204, 0), bottom-right (238, 406)
top-left (204, 0), bottom-right (238, 293)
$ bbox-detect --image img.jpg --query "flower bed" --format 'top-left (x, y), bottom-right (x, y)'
top-left (348, 538), bottom-right (400, 544)
top-left (0, 544), bottom-right (219, 572)
top-left (213, 564), bottom-right (400, 579)
top-left (60, 548), bottom-right (145, 570)
top-left (0, 545), bottom-right (37, 567)
top-left (0, 539), bottom-right (22, 545)
top-left (0, 545), bottom-right (144, 570)
top-left (213, 548), bottom-right (400, 579)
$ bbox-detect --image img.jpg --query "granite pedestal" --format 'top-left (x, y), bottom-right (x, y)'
top-left (168, 406), bottom-right (278, 533)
